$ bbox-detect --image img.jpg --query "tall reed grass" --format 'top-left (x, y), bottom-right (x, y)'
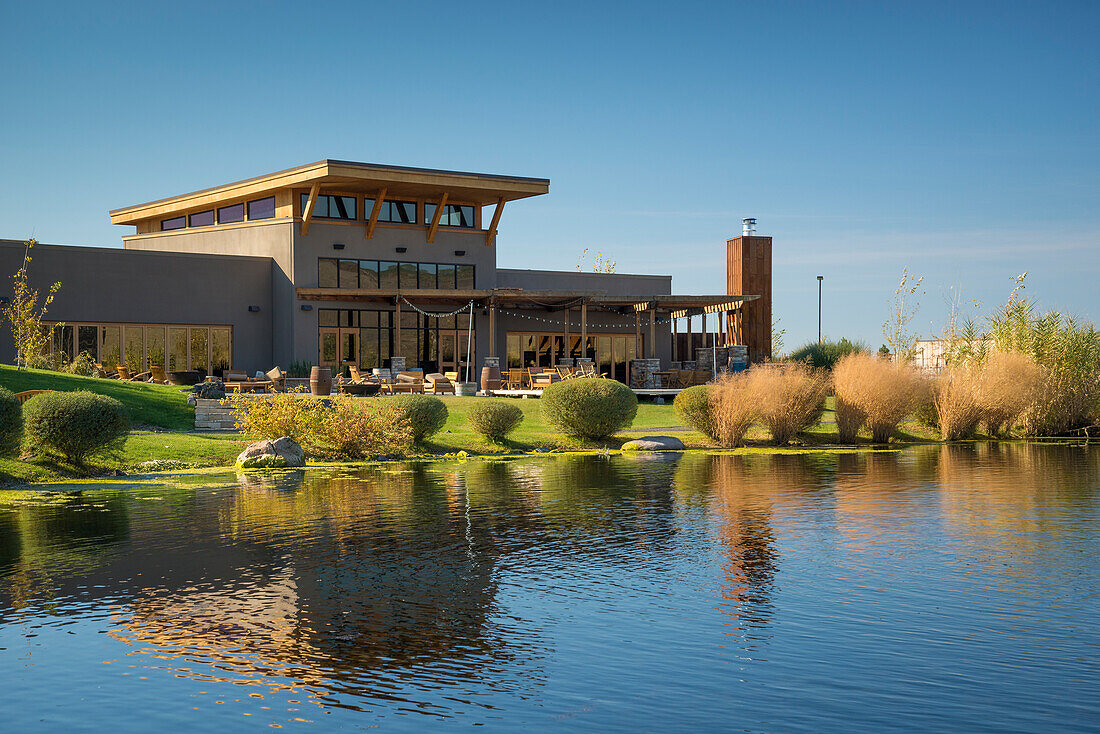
top-left (709, 373), bottom-right (756, 447)
top-left (932, 364), bottom-right (982, 441)
top-left (974, 351), bottom-right (1043, 436)
top-left (833, 353), bottom-right (929, 443)
top-left (748, 364), bottom-right (830, 445)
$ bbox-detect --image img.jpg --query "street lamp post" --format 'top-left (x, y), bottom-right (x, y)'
top-left (817, 275), bottom-right (824, 344)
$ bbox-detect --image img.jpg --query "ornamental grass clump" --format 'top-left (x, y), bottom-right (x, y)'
top-left (0, 387), bottom-right (22, 456)
top-left (931, 364), bottom-right (982, 441)
top-left (387, 394), bottom-right (449, 444)
top-left (23, 391), bottom-right (129, 464)
top-left (674, 385), bottom-right (718, 441)
top-left (226, 389), bottom-right (325, 445)
top-left (833, 353), bottom-right (930, 443)
top-left (540, 378), bottom-right (638, 440)
top-left (709, 373), bottom-right (757, 448)
top-left (744, 364), bottom-right (829, 445)
top-left (974, 351), bottom-right (1043, 436)
top-left (467, 401), bottom-right (524, 442)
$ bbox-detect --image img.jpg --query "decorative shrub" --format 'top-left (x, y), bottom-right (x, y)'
top-left (674, 385), bottom-right (717, 441)
top-left (312, 396), bottom-right (413, 459)
top-left (833, 353), bottom-right (930, 443)
top-left (0, 387), bottom-right (22, 457)
top-left (23, 391), bottom-right (130, 463)
top-left (788, 338), bottom-right (869, 370)
top-left (467, 401), bottom-right (524, 442)
top-left (540, 378), bottom-right (637, 440)
top-left (225, 389), bottom-right (324, 444)
top-left (744, 364), bottom-right (830, 445)
top-left (709, 374), bottom-right (757, 448)
top-left (387, 394), bottom-right (449, 443)
top-left (66, 351), bottom-right (98, 377)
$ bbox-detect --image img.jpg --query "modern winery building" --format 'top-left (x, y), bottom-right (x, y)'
top-left (0, 160), bottom-right (771, 381)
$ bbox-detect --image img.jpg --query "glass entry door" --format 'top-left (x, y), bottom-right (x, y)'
top-left (319, 328), bottom-right (359, 370)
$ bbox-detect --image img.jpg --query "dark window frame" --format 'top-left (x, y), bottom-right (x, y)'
top-left (424, 203), bottom-right (476, 228)
top-left (160, 216), bottom-right (186, 231)
top-left (379, 199), bottom-right (418, 224)
top-left (218, 202), bottom-right (245, 224)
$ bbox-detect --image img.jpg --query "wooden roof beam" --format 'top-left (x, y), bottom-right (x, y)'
top-left (365, 187), bottom-right (386, 239)
top-left (300, 182), bottom-right (320, 237)
top-left (426, 192), bottom-right (448, 243)
top-left (484, 197), bottom-right (505, 246)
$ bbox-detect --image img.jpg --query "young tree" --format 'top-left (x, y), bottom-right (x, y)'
top-left (771, 316), bottom-right (786, 358)
top-left (2, 239), bottom-right (62, 369)
top-left (882, 268), bottom-right (923, 362)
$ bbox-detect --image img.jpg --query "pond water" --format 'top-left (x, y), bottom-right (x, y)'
top-left (1, 444), bottom-right (1098, 732)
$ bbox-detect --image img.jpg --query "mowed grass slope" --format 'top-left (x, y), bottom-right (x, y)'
top-left (0, 364), bottom-right (194, 430)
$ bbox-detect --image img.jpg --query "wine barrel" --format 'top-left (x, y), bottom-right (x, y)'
top-left (480, 364), bottom-right (501, 393)
top-left (310, 366), bottom-right (332, 396)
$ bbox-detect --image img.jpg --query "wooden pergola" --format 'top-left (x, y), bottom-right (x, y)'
top-left (297, 287), bottom-right (760, 362)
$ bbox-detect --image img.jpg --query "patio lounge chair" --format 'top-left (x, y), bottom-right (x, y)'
top-left (148, 365), bottom-right (169, 384)
top-left (425, 373), bottom-right (456, 395)
top-left (390, 371), bottom-right (424, 394)
top-left (530, 370), bottom-right (554, 389)
top-left (504, 368), bottom-right (526, 390)
top-left (266, 366), bottom-right (287, 391)
top-left (556, 366), bottom-right (578, 381)
top-left (222, 370), bottom-right (273, 393)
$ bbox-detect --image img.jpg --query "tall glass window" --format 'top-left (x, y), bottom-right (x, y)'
top-left (437, 263), bottom-right (457, 290)
top-left (146, 327), bottom-right (166, 368)
top-left (399, 263), bottom-right (418, 289)
top-left (78, 325), bottom-right (97, 359)
top-left (456, 264), bottom-right (475, 289)
top-left (247, 197), bottom-right (276, 220)
top-left (125, 325), bottom-right (144, 370)
top-left (359, 260), bottom-right (379, 288)
top-left (318, 258), bottom-right (338, 288)
top-left (101, 326), bottom-right (121, 370)
top-left (338, 259), bottom-right (359, 288)
top-left (379, 261), bottom-right (399, 288)
top-left (218, 203), bottom-right (245, 224)
top-left (418, 263), bottom-right (437, 289)
top-left (169, 328), bottom-right (188, 371)
top-left (211, 329), bottom-right (231, 377)
top-left (189, 328), bottom-right (209, 375)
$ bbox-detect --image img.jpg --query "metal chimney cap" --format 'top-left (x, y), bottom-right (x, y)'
top-left (742, 217), bottom-right (757, 236)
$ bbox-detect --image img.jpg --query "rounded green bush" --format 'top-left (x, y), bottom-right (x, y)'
top-left (467, 401), bottom-right (524, 442)
top-left (388, 394), bottom-right (448, 443)
top-left (0, 387), bottom-right (23, 457)
top-left (673, 385), bottom-right (717, 440)
top-left (23, 391), bottom-right (130, 463)
top-left (540, 378), bottom-right (638, 439)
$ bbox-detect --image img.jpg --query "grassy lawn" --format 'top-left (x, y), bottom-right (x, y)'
top-left (0, 431), bottom-right (247, 484)
top-left (0, 364), bottom-right (194, 430)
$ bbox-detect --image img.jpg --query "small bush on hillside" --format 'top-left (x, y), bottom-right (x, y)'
top-left (0, 387), bottom-right (22, 456)
top-left (467, 402), bottom-right (524, 442)
top-left (833, 353), bottom-right (930, 443)
top-left (674, 385), bottom-right (717, 441)
top-left (23, 391), bottom-right (129, 463)
top-left (932, 365), bottom-right (982, 441)
top-left (541, 378), bottom-right (638, 440)
top-left (709, 374), bottom-right (757, 448)
top-left (388, 394), bottom-right (449, 443)
top-left (745, 364), bottom-right (830, 445)
top-left (788, 338), bottom-right (869, 370)
top-left (976, 351), bottom-right (1043, 436)
top-left (65, 351), bottom-right (98, 377)
top-left (312, 396), bottom-right (413, 459)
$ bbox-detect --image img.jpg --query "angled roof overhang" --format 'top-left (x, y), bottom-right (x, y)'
top-left (109, 160), bottom-right (550, 225)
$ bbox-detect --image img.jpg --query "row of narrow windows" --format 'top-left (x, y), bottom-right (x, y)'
top-left (159, 195), bottom-right (477, 232)
top-left (161, 197), bottom-right (274, 231)
top-left (318, 258), bottom-right (475, 290)
top-left (302, 194), bottom-right (475, 227)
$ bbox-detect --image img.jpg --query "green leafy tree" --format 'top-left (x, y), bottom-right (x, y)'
top-left (2, 239), bottom-right (62, 369)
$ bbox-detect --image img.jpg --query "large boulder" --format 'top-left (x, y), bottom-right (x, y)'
top-left (237, 436), bottom-right (305, 468)
top-left (621, 435), bottom-right (686, 451)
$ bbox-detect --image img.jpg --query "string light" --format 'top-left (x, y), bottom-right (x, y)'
top-left (399, 296), bottom-right (475, 319)
top-left (495, 308), bottom-right (668, 329)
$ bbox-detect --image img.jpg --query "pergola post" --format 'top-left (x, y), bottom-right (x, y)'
top-left (580, 302), bottom-right (588, 360)
top-left (564, 307), bottom-right (570, 362)
top-left (488, 300), bottom-right (497, 358)
top-left (649, 308), bottom-right (656, 358)
top-left (394, 297), bottom-right (402, 366)
top-left (672, 316), bottom-right (678, 363)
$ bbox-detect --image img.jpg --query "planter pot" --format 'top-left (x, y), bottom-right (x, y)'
top-left (167, 370), bottom-right (202, 386)
top-left (310, 366), bottom-right (333, 396)
top-left (455, 382), bottom-right (478, 397)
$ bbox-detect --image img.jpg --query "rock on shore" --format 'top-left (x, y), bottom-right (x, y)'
top-left (237, 437), bottom-right (305, 468)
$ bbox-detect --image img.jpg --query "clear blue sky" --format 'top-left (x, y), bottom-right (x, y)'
top-left (1, 1), bottom-right (1096, 349)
